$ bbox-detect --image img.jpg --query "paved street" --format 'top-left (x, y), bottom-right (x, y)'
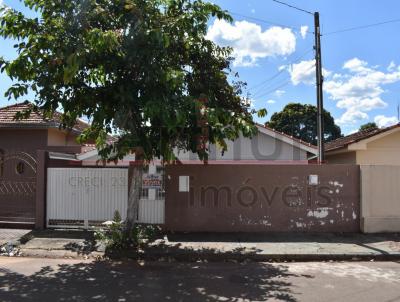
top-left (0, 257), bottom-right (399, 301)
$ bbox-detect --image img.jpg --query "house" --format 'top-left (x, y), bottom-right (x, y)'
top-left (0, 101), bottom-right (95, 226)
top-left (0, 101), bottom-right (318, 228)
top-left (79, 123), bottom-right (317, 163)
top-left (325, 123), bottom-right (400, 165)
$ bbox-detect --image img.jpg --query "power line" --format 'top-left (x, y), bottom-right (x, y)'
top-left (323, 18), bottom-right (400, 36)
top-left (249, 48), bottom-right (313, 97)
top-left (271, 0), bottom-right (313, 15)
top-left (253, 63), bottom-right (316, 99)
top-left (253, 79), bottom-right (293, 99)
top-left (229, 11), bottom-right (314, 34)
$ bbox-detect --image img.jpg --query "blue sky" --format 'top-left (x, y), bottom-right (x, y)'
top-left (1, 0), bottom-right (400, 134)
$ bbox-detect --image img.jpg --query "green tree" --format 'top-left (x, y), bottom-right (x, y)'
top-left (266, 103), bottom-right (342, 145)
top-left (359, 122), bottom-right (378, 132)
top-left (0, 0), bottom-right (264, 231)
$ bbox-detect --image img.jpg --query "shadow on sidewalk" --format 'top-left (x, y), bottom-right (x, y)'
top-left (0, 259), bottom-right (311, 302)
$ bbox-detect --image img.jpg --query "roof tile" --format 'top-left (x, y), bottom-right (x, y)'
top-left (325, 123), bottom-right (400, 151)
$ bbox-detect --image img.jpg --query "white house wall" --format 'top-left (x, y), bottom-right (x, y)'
top-left (175, 132), bottom-right (307, 161)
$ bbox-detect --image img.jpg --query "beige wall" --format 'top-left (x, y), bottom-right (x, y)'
top-left (356, 130), bottom-right (400, 165)
top-left (326, 129), bottom-right (400, 165)
top-left (176, 132), bottom-right (309, 161)
top-left (47, 128), bottom-right (80, 147)
top-left (361, 165), bottom-right (400, 233)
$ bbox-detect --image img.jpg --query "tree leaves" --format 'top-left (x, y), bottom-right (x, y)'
top-left (267, 103), bottom-right (342, 145)
top-left (0, 0), bottom-right (256, 162)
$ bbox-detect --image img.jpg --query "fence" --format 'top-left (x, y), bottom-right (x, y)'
top-left (47, 168), bottom-right (128, 228)
top-left (46, 166), bottom-right (165, 228)
top-left (165, 164), bottom-right (360, 232)
top-left (361, 165), bottom-right (400, 233)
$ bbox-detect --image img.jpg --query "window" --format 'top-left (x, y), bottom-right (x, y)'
top-left (16, 162), bottom-right (25, 175)
top-left (0, 150), bottom-right (4, 177)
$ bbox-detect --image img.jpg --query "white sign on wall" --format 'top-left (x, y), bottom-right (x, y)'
top-left (142, 174), bottom-right (163, 189)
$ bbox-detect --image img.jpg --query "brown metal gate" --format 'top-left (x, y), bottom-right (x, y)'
top-left (0, 151), bottom-right (37, 225)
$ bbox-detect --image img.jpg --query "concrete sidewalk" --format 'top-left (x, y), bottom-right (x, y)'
top-left (2, 230), bottom-right (400, 261)
top-left (140, 233), bottom-right (400, 261)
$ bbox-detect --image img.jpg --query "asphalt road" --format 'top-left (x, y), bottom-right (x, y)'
top-left (0, 257), bottom-right (399, 302)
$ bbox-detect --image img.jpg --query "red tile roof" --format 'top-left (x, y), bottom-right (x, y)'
top-left (325, 123), bottom-right (400, 152)
top-left (0, 101), bottom-right (89, 133)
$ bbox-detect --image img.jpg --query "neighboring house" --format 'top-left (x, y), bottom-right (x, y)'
top-left (0, 101), bottom-right (95, 226)
top-left (79, 123), bottom-right (317, 163)
top-left (325, 123), bottom-right (400, 165)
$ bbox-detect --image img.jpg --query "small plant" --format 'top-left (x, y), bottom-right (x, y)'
top-left (95, 210), bottom-right (161, 251)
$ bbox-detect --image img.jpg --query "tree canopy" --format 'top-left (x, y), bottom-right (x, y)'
top-left (266, 103), bottom-right (342, 145)
top-left (0, 0), bottom-right (262, 161)
top-left (359, 122), bottom-right (378, 132)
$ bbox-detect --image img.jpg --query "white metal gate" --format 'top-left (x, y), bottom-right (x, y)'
top-left (47, 168), bottom-right (128, 228)
top-left (46, 167), bottom-right (165, 228)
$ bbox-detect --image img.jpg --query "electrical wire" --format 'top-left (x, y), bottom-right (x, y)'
top-left (253, 63), bottom-right (316, 99)
top-left (253, 79), bottom-right (293, 99)
top-left (323, 18), bottom-right (400, 36)
top-left (229, 11), bottom-right (314, 34)
top-left (271, 0), bottom-right (313, 15)
top-left (249, 48), bottom-right (314, 97)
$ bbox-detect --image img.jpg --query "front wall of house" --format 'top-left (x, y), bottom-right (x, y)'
top-left (0, 129), bottom-right (48, 160)
top-left (356, 130), bottom-right (400, 165)
top-left (47, 128), bottom-right (81, 147)
top-left (176, 132), bottom-right (307, 161)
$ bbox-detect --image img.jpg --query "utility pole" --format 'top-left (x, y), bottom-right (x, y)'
top-left (314, 12), bottom-right (324, 163)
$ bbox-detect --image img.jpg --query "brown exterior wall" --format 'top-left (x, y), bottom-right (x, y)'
top-left (326, 151), bottom-right (356, 164)
top-left (0, 129), bottom-right (83, 227)
top-left (165, 164), bottom-right (360, 232)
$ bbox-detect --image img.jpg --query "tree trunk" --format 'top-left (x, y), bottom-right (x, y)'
top-left (126, 155), bottom-right (144, 234)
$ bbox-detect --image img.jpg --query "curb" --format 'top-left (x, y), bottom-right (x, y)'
top-left (6, 248), bottom-right (400, 262)
top-left (18, 248), bottom-right (104, 259)
top-left (108, 250), bottom-right (400, 262)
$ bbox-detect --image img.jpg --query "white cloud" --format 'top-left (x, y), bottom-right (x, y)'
top-left (300, 26), bottom-right (308, 39)
top-left (289, 59), bottom-right (315, 85)
top-left (374, 115), bottom-right (399, 128)
top-left (251, 8), bottom-right (256, 14)
top-left (335, 109), bottom-right (368, 125)
top-left (206, 19), bottom-right (296, 67)
top-left (267, 99), bottom-right (276, 104)
top-left (275, 90), bottom-right (285, 97)
top-left (387, 61), bottom-right (396, 72)
top-left (324, 57), bottom-right (400, 126)
top-left (288, 59), bottom-right (330, 85)
top-left (343, 58), bottom-right (371, 74)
